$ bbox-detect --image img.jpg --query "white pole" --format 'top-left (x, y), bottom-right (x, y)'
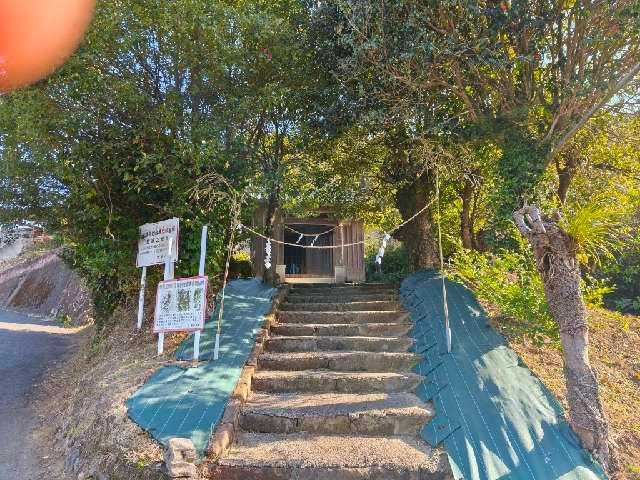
top-left (198, 225), bottom-right (208, 276)
top-left (340, 223), bottom-right (344, 264)
top-left (213, 333), bottom-right (220, 360)
top-left (136, 266), bottom-right (147, 330)
top-left (193, 225), bottom-right (207, 362)
top-left (158, 237), bottom-right (174, 356)
top-left (193, 331), bottom-right (201, 361)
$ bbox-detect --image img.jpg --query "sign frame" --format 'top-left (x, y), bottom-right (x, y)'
top-left (137, 218), bottom-right (180, 268)
top-left (153, 275), bottom-right (208, 334)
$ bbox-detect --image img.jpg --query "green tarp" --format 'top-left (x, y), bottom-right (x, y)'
top-left (402, 271), bottom-right (607, 480)
top-left (126, 279), bottom-right (276, 455)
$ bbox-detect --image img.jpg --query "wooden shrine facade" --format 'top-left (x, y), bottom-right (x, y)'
top-left (250, 207), bottom-right (366, 283)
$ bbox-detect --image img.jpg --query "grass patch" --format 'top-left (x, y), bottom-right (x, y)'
top-left (54, 312), bottom-right (74, 328)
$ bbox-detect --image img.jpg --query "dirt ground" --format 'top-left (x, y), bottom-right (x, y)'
top-left (34, 301), bottom-right (188, 480)
top-left (492, 307), bottom-right (640, 480)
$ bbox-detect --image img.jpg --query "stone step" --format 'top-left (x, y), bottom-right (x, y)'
top-left (278, 310), bottom-right (410, 324)
top-left (291, 283), bottom-right (397, 289)
top-left (211, 432), bottom-right (449, 480)
top-left (272, 322), bottom-right (413, 337)
top-left (290, 286), bottom-right (398, 296)
top-left (240, 392), bottom-right (435, 436)
top-left (258, 351), bottom-right (419, 372)
top-left (251, 370), bottom-right (423, 394)
top-left (281, 301), bottom-right (401, 312)
top-left (285, 293), bottom-right (399, 303)
top-left (264, 335), bottom-right (414, 353)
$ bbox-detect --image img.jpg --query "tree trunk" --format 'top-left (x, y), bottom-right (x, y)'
top-left (557, 167), bottom-right (571, 204)
top-left (513, 205), bottom-right (616, 474)
top-left (394, 170), bottom-right (439, 271)
top-left (556, 155), bottom-right (578, 204)
top-left (460, 177), bottom-right (475, 250)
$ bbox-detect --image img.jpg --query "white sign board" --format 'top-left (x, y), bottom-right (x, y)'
top-left (153, 276), bottom-right (208, 333)
top-left (137, 218), bottom-right (179, 267)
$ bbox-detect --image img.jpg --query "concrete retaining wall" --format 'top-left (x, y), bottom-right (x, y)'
top-left (0, 250), bottom-right (93, 325)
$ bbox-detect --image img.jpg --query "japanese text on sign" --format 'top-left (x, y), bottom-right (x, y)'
top-left (137, 218), bottom-right (179, 267)
top-left (154, 276), bottom-right (208, 333)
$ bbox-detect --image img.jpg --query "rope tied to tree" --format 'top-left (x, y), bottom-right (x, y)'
top-left (225, 186), bottom-right (452, 354)
top-left (237, 195), bottom-right (438, 251)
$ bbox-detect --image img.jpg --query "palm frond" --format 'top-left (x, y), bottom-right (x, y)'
top-left (562, 193), bottom-right (632, 267)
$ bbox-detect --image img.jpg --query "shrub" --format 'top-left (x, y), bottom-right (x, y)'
top-left (581, 275), bottom-right (615, 309)
top-left (447, 246), bottom-right (559, 345)
top-left (229, 251), bottom-right (253, 279)
top-left (365, 241), bottom-right (409, 284)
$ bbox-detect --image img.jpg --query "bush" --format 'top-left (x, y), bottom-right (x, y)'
top-left (581, 274), bottom-right (615, 309)
top-left (229, 251), bottom-right (253, 279)
top-left (448, 245), bottom-right (622, 345)
top-left (601, 235), bottom-right (640, 314)
top-left (365, 241), bottom-right (409, 284)
top-left (447, 246), bottom-right (559, 345)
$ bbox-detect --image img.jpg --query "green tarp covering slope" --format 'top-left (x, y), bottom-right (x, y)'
top-left (126, 279), bottom-right (276, 455)
top-left (401, 271), bottom-right (607, 480)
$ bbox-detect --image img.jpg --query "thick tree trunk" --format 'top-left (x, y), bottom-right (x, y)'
top-left (514, 205), bottom-right (616, 474)
top-left (394, 170), bottom-right (439, 271)
top-left (460, 177), bottom-right (475, 250)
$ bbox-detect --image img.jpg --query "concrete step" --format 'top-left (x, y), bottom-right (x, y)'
top-left (285, 293), bottom-right (399, 303)
top-left (265, 335), bottom-right (414, 353)
top-left (258, 351), bottom-right (419, 372)
top-left (251, 370), bottom-right (423, 393)
top-left (272, 322), bottom-right (413, 337)
top-left (281, 301), bottom-right (401, 312)
top-left (240, 392), bottom-right (435, 435)
top-left (211, 432), bottom-right (449, 480)
top-left (278, 310), bottom-right (410, 324)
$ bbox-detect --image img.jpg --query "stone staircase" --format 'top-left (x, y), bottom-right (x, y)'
top-left (210, 284), bottom-right (450, 480)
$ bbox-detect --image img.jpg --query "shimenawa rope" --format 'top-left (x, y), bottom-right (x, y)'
top-left (284, 224), bottom-right (339, 238)
top-left (238, 195), bottom-right (438, 250)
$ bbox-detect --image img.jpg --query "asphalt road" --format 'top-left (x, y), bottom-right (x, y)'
top-left (0, 308), bottom-right (80, 479)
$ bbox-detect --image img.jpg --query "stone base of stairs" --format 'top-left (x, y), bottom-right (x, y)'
top-left (257, 351), bottom-right (419, 372)
top-left (211, 433), bottom-right (451, 480)
top-left (240, 392), bottom-right (434, 435)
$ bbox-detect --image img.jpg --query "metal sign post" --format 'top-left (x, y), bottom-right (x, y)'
top-left (136, 266), bottom-right (147, 330)
top-left (158, 238), bottom-right (174, 355)
top-left (193, 225), bottom-right (208, 362)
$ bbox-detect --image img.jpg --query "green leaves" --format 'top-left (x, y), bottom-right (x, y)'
top-left (0, 0), bottom-right (319, 324)
top-left (448, 245), bottom-right (560, 346)
top-left (562, 193), bottom-right (633, 268)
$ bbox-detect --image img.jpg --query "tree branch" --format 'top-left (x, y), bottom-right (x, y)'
top-left (549, 61), bottom-right (640, 158)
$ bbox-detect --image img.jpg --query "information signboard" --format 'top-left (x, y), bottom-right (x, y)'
top-left (153, 276), bottom-right (208, 333)
top-left (137, 218), bottom-right (179, 267)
